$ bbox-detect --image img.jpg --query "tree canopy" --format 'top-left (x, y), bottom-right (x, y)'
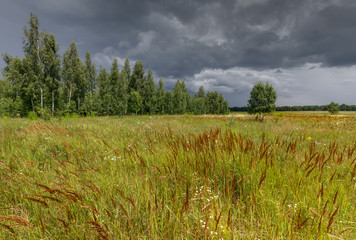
top-left (327, 101), bottom-right (339, 115)
top-left (247, 82), bottom-right (277, 118)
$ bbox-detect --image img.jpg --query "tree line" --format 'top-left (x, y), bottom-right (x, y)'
top-left (0, 13), bottom-right (229, 118)
top-left (231, 104), bottom-right (356, 112)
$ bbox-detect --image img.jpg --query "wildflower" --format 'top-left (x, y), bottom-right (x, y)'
top-left (306, 136), bottom-right (313, 141)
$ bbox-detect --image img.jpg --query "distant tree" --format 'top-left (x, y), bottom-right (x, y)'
top-left (164, 91), bottom-right (174, 114)
top-left (143, 69), bottom-right (156, 114)
top-left (194, 86), bottom-right (206, 114)
top-left (23, 13), bottom-right (43, 112)
top-left (40, 32), bottom-right (60, 117)
top-left (62, 41), bottom-right (85, 113)
top-left (110, 58), bottom-right (120, 114)
top-left (328, 101), bottom-right (339, 114)
top-left (247, 82), bottom-right (277, 119)
top-left (84, 51), bottom-right (96, 115)
top-left (128, 91), bottom-right (142, 115)
top-left (129, 61), bottom-right (144, 93)
top-left (155, 78), bottom-right (165, 114)
top-left (122, 57), bottom-right (131, 81)
top-left (96, 67), bottom-right (111, 115)
top-left (206, 91), bottom-right (221, 114)
top-left (173, 80), bottom-right (188, 114)
top-left (2, 55), bottom-right (23, 99)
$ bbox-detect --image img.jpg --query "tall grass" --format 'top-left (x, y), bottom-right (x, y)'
top-left (0, 114), bottom-right (355, 239)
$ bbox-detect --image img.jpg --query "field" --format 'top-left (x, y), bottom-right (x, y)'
top-left (0, 114), bottom-right (355, 239)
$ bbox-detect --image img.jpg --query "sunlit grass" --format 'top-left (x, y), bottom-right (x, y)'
top-left (0, 114), bottom-right (355, 239)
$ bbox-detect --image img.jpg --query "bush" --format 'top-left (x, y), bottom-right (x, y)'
top-left (38, 107), bottom-right (51, 121)
top-left (28, 111), bottom-right (38, 120)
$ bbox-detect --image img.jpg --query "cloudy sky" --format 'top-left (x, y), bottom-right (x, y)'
top-left (1, 0), bottom-right (356, 106)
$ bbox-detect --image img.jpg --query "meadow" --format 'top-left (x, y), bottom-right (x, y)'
top-left (0, 113), bottom-right (355, 239)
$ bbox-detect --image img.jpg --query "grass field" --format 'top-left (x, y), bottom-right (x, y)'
top-left (0, 114), bottom-right (355, 239)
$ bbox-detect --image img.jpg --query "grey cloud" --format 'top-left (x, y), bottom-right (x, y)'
top-left (1, 0), bottom-right (356, 106)
top-left (188, 64), bottom-right (356, 106)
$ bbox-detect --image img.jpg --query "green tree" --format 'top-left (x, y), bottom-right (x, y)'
top-left (62, 41), bottom-right (85, 113)
top-left (2, 55), bottom-right (23, 100)
top-left (193, 86), bottom-right (206, 114)
top-left (164, 91), bottom-right (174, 115)
top-left (247, 82), bottom-right (277, 119)
top-left (2, 55), bottom-right (27, 116)
top-left (128, 91), bottom-right (142, 115)
top-left (110, 58), bottom-right (120, 114)
top-left (328, 101), bottom-right (339, 114)
top-left (23, 13), bottom-right (43, 112)
top-left (96, 67), bottom-right (111, 115)
top-left (143, 69), bottom-right (156, 114)
top-left (155, 78), bottom-right (165, 114)
top-left (129, 61), bottom-right (144, 93)
top-left (123, 57), bottom-right (131, 82)
top-left (84, 51), bottom-right (96, 115)
top-left (117, 63), bottom-right (130, 115)
top-left (40, 32), bottom-right (60, 117)
top-left (206, 91), bottom-right (221, 114)
top-left (173, 80), bottom-right (188, 114)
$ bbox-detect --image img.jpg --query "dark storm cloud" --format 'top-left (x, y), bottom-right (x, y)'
top-left (3, 0), bottom-right (356, 73)
top-left (1, 0), bottom-right (356, 106)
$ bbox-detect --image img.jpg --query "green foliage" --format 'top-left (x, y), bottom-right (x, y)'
top-left (96, 67), bottom-right (111, 115)
top-left (129, 61), bottom-right (144, 93)
top-left (164, 91), bottom-right (174, 114)
top-left (205, 91), bottom-right (229, 114)
top-left (122, 57), bottom-right (131, 79)
top-left (27, 111), bottom-right (37, 120)
top-left (23, 13), bottom-right (43, 111)
top-left (62, 41), bottom-right (86, 113)
top-left (40, 32), bottom-right (61, 116)
top-left (155, 78), bottom-right (165, 114)
top-left (173, 80), bottom-right (188, 114)
top-left (328, 101), bottom-right (339, 114)
top-left (143, 69), bottom-right (156, 114)
top-left (84, 51), bottom-right (97, 115)
top-left (38, 107), bottom-right (51, 120)
top-left (248, 82), bottom-right (277, 118)
top-left (128, 91), bottom-right (142, 114)
top-left (0, 98), bottom-right (12, 117)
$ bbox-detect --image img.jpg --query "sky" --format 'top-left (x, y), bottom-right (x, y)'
top-left (0, 0), bottom-right (356, 107)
